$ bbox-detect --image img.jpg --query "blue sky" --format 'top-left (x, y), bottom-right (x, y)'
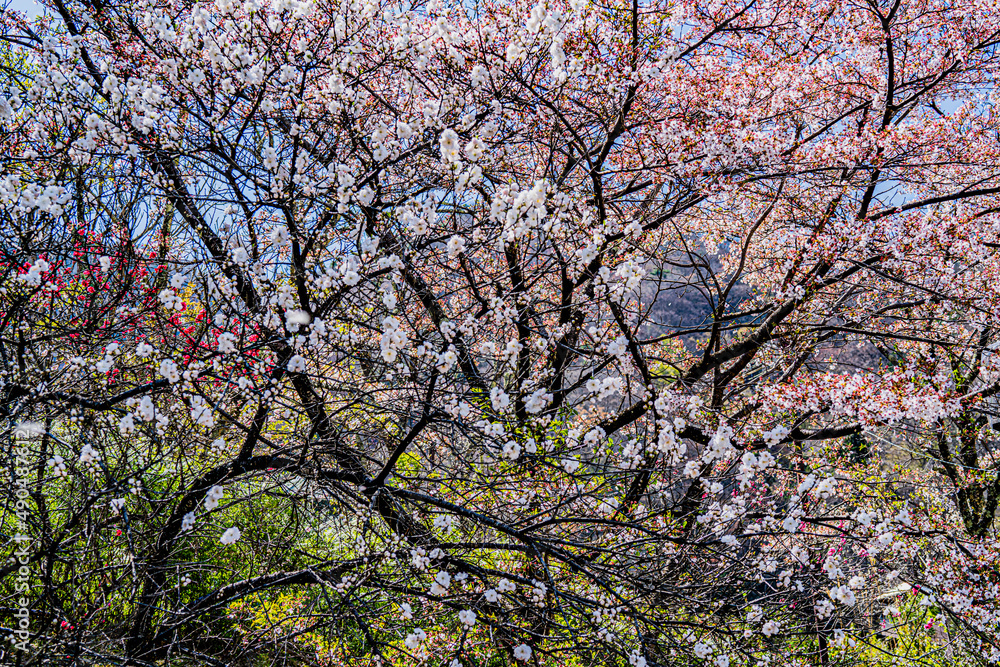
top-left (6, 0), bottom-right (42, 17)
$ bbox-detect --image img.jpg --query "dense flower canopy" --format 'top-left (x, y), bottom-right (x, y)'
top-left (5, 0), bottom-right (1000, 664)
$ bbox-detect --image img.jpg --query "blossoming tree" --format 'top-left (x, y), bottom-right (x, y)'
top-left (4, 0), bottom-right (1000, 664)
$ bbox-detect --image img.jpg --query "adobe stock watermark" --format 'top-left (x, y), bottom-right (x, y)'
top-left (7, 420), bottom-right (42, 655)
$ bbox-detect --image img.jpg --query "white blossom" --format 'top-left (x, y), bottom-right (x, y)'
top-left (204, 485), bottom-right (225, 511)
top-left (439, 128), bottom-right (460, 163)
top-left (404, 628), bottom-right (427, 649)
top-left (220, 526), bottom-right (242, 545)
